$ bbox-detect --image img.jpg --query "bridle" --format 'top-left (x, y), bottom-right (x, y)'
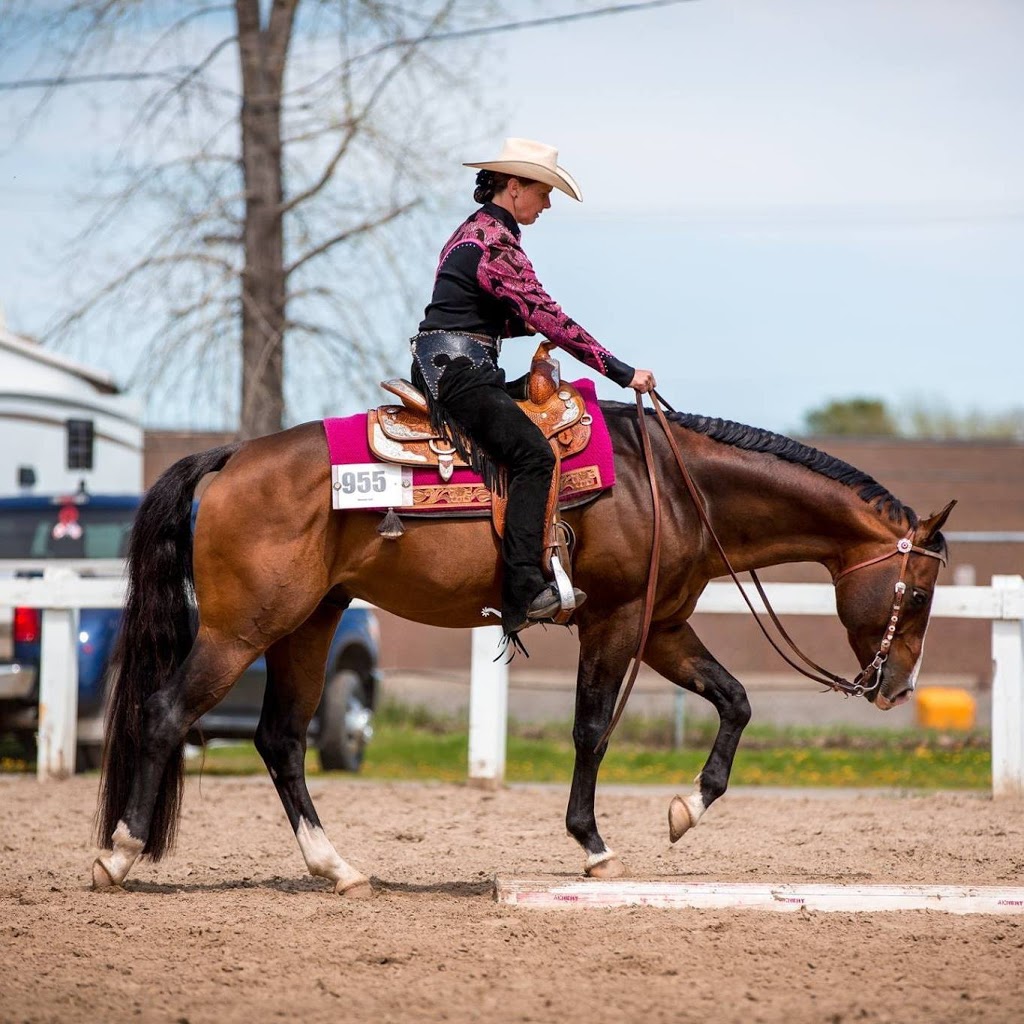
top-left (831, 530), bottom-right (946, 697)
top-left (597, 392), bottom-right (946, 750)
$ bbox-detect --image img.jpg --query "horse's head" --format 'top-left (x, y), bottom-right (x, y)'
top-left (834, 500), bottom-right (956, 709)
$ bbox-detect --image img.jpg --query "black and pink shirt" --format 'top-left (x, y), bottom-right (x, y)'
top-left (419, 203), bottom-right (635, 387)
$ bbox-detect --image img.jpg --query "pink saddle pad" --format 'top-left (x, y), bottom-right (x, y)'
top-left (322, 378), bottom-right (615, 514)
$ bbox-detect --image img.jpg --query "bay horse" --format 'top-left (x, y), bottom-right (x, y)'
top-left (92, 401), bottom-right (953, 896)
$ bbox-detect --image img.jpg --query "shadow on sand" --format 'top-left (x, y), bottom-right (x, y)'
top-left (89, 874), bottom-right (498, 898)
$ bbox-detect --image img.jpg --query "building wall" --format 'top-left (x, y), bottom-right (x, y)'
top-left (144, 430), bottom-right (237, 489)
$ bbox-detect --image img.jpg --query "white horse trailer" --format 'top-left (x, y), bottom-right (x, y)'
top-left (0, 324), bottom-right (142, 497)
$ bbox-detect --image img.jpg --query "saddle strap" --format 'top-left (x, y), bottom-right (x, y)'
top-left (595, 392), bottom-right (662, 750)
top-left (598, 388), bottom-right (853, 752)
top-left (647, 395), bottom-right (849, 690)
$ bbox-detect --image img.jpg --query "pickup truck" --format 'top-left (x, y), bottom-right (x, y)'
top-left (0, 492), bottom-right (380, 772)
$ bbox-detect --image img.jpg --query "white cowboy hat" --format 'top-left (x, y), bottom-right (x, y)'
top-left (464, 137), bottom-right (583, 202)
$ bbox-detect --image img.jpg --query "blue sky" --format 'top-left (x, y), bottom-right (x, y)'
top-left (1, 0), bottom-right (1022, 433)
top-left (503, 0), bottom-right (1024, 431)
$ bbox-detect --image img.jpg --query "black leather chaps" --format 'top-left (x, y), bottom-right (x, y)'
top-left (410, 332), bottom-right (554, 636)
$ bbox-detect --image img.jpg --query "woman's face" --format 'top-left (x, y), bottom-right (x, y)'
top-left (509, 180), bottom-right (553, 225)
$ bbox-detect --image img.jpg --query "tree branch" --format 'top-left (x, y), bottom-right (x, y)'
top-left (285, 199), bottom-right (421, 277)
top-left (280, 1), bottom-right (454, 216)
top-left (46, 250), bottom-right (238, 340)
top-left (286, 0), bottom-right (697, 99)
top-left (0, 70), bottom-right (183, 90)
top-left (139, 4), bottom-right (235, 66)
top-left (267, 0), bottom-right (299, 69)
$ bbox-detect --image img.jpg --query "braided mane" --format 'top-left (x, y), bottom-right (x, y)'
top-left (670, 410), bottom-right (916, 525)
top-left (604, 403), bottom-right (916, 526)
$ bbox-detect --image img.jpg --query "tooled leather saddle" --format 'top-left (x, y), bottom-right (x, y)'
top-left (368, 343), bottom-right (592, 487)
top-left (367, 344), bottom-right (589, 623)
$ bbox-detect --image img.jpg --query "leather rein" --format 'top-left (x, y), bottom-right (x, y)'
top-left (597, 391), bottom-right (946, 750)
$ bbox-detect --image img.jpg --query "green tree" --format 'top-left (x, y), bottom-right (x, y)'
top-left (803, 397), bottom-right (899, 437)
top-left (802, 396), bottom-right (1024, 440)
top-left (903, 400), bottom-right (1024, 441)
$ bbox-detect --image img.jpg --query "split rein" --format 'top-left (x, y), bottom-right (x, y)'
top-left (596, 391), bottom-right (945, 751)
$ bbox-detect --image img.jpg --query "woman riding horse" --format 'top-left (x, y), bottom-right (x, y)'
top-left (411, 137), bottom-right (656, 638)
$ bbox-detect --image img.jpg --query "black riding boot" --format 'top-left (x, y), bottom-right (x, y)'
top-left (412, 354), bottom-right (557, 637)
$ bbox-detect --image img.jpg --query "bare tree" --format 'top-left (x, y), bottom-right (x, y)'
top-left (1, 0), bottom-right (690, 437)
top-left (1, 0), bottom-right (502, 436)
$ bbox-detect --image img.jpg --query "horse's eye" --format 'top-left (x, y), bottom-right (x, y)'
top-left (910, 588), bottom-right (930, 607)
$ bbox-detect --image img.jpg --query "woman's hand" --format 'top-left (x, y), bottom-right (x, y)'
top-left (629, 369), bottom-right (657, 394)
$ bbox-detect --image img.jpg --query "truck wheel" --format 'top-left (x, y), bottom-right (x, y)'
top-left (317, 669), bottom-right (373, 772)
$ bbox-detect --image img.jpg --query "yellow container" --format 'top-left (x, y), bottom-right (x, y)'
top-left (915, 687), bottom-right (976, 731)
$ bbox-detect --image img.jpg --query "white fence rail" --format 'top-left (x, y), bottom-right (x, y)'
top-left (1, 567), bottom-right (116, 781)
top-left (688, 574), bottom-right (1024, 799)
top-left (2, 570), bottom-right (1022, 796)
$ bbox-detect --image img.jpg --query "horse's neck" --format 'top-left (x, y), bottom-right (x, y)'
top-left (690, 446), bottom-right (901, 576)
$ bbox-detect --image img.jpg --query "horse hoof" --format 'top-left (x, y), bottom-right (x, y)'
top-left (91, 857), bottom-right (119, 891)
top-left (668, 796), bottom-right (694, 843)
top-left (586, 857), bottom-right (627, 880)
top-left (335, 877), bottom-right (373, 899)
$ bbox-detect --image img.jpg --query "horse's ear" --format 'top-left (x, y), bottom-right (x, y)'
top-left (919, 499), bottom-right (956, 542)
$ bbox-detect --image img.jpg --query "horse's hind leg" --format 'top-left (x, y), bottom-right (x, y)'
top-left (93, 632), bottom-right (259, 888)
top-left (642, 620), bottom-right (751, 842)
top-left (255, 601), bottom-right (372, 899)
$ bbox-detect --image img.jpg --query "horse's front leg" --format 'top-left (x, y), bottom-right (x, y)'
top-left (565, 617), bottom-right (635, 879)
top-left (642, 620), bottom-right (751, 842)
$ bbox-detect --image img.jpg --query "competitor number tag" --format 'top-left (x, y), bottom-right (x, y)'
top-left (331, 463), bottom-right (414, 510)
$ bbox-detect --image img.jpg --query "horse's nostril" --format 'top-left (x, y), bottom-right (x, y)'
top-left (887, 687), bottom-right (914, 708)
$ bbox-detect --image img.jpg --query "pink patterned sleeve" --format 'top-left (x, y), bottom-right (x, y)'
top-left (476, 233), bottom-right (635, 387)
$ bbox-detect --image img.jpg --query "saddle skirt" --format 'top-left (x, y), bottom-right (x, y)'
top-left (322, 371), bottom-right (615, 518)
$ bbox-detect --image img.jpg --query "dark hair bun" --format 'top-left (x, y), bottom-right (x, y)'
top-left (473, 169), bottom-right (497, 204)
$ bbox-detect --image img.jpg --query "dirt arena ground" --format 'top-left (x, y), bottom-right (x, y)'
top-left (2, 776), bottom-right (1023, 1024)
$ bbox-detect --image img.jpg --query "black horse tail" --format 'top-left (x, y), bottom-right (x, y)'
top-left (96, 442), bottom-right (242, 859)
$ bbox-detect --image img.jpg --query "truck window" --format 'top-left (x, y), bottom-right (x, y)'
top-left (0, 505), bottom-right (135, 559)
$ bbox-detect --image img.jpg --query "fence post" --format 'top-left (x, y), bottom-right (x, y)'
top-left (673, 690), bottom-right (686, 750)
top-left (36, 568), bottom-right (81, 781)
top-left (991, 575), bottom-right (1024, 800)
top-left (468, 625), bottom-right (509, 788)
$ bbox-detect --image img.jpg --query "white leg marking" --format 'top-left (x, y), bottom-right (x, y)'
top-left (295, 818), bottom-right (368, 892)
top-left (585, 846), bottom-right (626, 878)
top-left (92, 820), bottom-right (145, 888)
top-left (683, 790), bottom-right (706, 827)
top-left (585, 847), bottom-right (617, 871)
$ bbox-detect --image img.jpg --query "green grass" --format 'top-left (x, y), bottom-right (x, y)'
top-left (181, 721), bottom-right (990, 789)
top-left (1, 704), bottom-right (991, 788)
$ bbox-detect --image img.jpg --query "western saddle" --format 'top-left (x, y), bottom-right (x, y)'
top-left (368, 343), bottom-right (591, 622)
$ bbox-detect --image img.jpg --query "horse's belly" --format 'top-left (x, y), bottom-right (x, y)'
top-left (332, 514), bottom-right (504, 628)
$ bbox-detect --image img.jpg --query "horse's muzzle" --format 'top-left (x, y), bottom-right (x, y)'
top-left (874, 686), bottom-right (914, 711)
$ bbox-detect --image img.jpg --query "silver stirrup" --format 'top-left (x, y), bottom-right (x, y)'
top-left (549, 551), bottom-right (576, 624)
